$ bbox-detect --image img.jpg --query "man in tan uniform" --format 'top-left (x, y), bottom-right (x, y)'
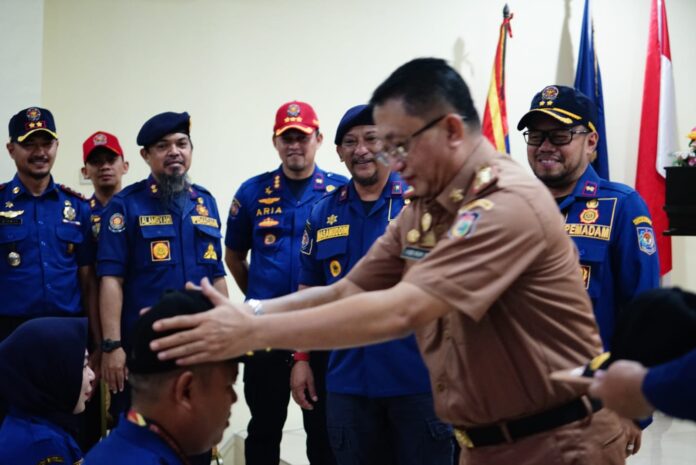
top-left (151, 58), bottom-right (627, 465)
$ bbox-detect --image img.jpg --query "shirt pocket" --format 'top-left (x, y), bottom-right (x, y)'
top-left (55, 224), bottom-right (85, 263)
top-left (316, 237), bottom-right (348, 281)
top-left (194, 223), bottom-right (222, 265)
top-left (577, 243), bottom-right (609, 299)
top-left (138, 225), bottom-right (178, 268)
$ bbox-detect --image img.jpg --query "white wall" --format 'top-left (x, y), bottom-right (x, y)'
top-left (0, 0), bottom-right (44, 177)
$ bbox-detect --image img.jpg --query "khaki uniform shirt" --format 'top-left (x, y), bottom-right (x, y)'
top-left (346, 140), bottom-right (603, 427)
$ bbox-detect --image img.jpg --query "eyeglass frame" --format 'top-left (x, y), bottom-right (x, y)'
top-left (374, 114), bottom-right (451, 166)
top-left (522, 128), bottom-right (592, 147)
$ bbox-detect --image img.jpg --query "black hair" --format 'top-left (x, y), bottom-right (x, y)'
top-left (370, 58), bottom-right (480, 129)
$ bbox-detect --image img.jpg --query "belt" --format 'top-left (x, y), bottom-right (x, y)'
top-left (454, 396), bottom-right (602, 448)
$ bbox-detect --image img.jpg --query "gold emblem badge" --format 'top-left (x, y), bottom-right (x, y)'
top-left (63, 205), bottom-right (76, 221)
top-left (150, 184), bottom-right (158, 194)
top-left (449, 188), bottom-right (464, 203)
top-left (586, 199), bottom-right (599, 208)
top-left (7, 251), bottom-right (20, 267)
top-left (108, 213), bottom-right (125, 232)
top-left (258, 217), bottom-right (280, 228)
top-left (579, 208), bottom-right (599, 224)
top-left (258, 197), bottom-right (281, 205)
top-left (406, 229), bottom-right (420, 243)
top-left (12, 186), bottom-right (20, 194)
top-left (196, 204), bottom-right (209, 216)
top-left (326, 185), bottom-right (336, 192)
top-left (265, 186), bottom-right (273, 195)
top-left (330, 260), bottom-right (342, 277)
top-left (150, 240), bottom-right (171, 262)
top-left (473, 166), bottom-right (494, 192)
top-left (264, 233), bottom-right (276, 245)
top-left (203, 243), bottom-right (218, 260)
top-left (0, 210), bottom-right (24, 219)
top-left (327, 214), bottom-right (338, 225)
top-left (421, 212), bottom-right (432, 232)
top-left (5, 201), bottom-right (13, 208)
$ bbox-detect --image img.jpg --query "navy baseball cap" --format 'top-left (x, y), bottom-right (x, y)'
top-left (517, 85), bottom-right (598, 132)
top-left (136, 111), bottom-right (190, 147)
top-left (128, 289), bottom-right (213, 375)
top-left (8, 107), bottom-right (58, 142)
top-left (334, 105), bottom-right (374, 145)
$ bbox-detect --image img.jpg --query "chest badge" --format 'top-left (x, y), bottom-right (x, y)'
top-left (63, 201), bottom-right (76, 221)
top-left (330, 259), bottom-right (342, 277)
top-left (5, 201), bottom-right (13, 208)
top-left (196, 203), bottom-right (209, 216)
top-left (586, 199), bottom-right (599, 208)
top-left (326, 214), bottom-right (338, 225)
top-left (264, 233), bottom-right (276, 245)
top-left (203, 243), bottom-right (218, 260)
top-left (151, 240), bottom-right (171, 262)
top-left (579, 208), bottom-right (599, 224)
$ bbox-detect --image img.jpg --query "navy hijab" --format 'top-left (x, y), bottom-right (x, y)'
top-left (0, 317), bottom-right (87, 429)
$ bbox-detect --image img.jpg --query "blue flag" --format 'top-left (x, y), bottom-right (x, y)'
top-left (574, 0), bottom-right (610, 180)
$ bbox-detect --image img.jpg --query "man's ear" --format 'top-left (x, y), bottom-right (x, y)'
top-left (122, 160), bottom-right (130, 174)
top-left (140, 148), bottom-right (150, 165)
top-left (444, 113), bottom-right (466, 147)
top-left (172, 370), bottom-right (195, 411)
top-left (80, 166), bottom-right (88, 180)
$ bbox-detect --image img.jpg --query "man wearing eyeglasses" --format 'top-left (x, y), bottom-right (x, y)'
top-left (292, 104), bottom-right (453, 465)
top-left (152, 59), bottom-right (628, 465)
top-left (518, 86), bottom-right (659, 457)
top-left (224, 101), bottom-right (347, 465)
top-left (518, 85), bottom-right (659, 350)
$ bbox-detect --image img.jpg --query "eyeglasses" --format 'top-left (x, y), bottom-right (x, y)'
top-left (374, 114), bottom-right (448, 166)
top-left (523, 129), bottom-right (591, 146)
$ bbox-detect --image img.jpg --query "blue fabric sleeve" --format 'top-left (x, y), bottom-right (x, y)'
top-left (225, 185), bottom-right (253, 252)
top-left (96, 197), bottom-right (128, 277)
top-left (298, 204), bottom-right (324, 286)
top-left (643, 349), bottom-right (696, 421)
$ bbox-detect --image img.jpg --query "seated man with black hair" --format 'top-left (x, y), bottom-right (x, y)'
top-left (85, 289), bottom-right (238, 465)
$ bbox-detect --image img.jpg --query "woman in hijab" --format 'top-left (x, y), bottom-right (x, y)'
top-left (0, 317), bottom-right (95, 464)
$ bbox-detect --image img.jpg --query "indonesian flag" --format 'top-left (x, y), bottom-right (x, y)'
top-left (482, 5), bottom-right (513, 154)
top-left (635, 0), bottom-right (676, 276)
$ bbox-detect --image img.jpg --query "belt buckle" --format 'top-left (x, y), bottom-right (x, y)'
top-left (454, 428), bottom-right (475, 449)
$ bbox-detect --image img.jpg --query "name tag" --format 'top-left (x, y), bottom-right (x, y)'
top-left (317, 225), bottom-right (349, 242)
top-left (139, 215), bottom-right (173, 226)
top-left (191, 216), bottom-right (219, 228)
top-left (400, 246), bottom-right (430, 261)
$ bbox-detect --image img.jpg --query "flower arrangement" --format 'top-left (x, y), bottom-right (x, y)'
top-left (671, 127), bottom-right (696, 167)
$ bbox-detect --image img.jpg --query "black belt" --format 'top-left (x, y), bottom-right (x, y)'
top-left (455, 396), bottom-right (602, 448)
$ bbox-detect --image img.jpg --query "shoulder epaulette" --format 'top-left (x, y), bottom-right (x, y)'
top-left (116, 179), bottom-right (148, 198)
top-left (598, 179), bottom-right (634, 196)
top-left (58, 184), bottom-right (86, 200)
top-left (192, 183), bottom-right (211, 195)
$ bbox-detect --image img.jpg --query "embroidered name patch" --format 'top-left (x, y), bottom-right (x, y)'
top-left (565, 223), bottom-right (611, 240)
top-left (317, 225), bottom-right (349, 242)
top-left (139, 215), bottom-right (173, 226)
top-left (191, 216), bottom-right (219, 228)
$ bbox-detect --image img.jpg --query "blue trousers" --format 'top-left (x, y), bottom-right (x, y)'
top-left (326, 392), bottom-right (454, 465)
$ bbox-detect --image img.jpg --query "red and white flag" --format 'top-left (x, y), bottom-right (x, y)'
top-left (635, 0), bottom-right (676, 276)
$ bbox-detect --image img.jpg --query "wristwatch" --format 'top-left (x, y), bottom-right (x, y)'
top-left (101, 338), bottom-right (122, 353)
top-left (247, 299), bottom-right (265, 316)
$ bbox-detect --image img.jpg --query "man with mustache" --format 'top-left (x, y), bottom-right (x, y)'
top-left (518, 86), bottom-right (660, 455)
top-left (97, 112), bottom-right (228, 423)
top-left (293, 104), bottom-right (453, 465)
top-left (224, 101), bottom-right (347, 465)
top-left (0, 106), bottom-right (98, 423)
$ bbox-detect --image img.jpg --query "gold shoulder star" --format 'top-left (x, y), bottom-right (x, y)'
top-left (327, 214), bottom-right (338, 225)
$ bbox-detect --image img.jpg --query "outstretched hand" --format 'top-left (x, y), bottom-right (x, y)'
top-left (150, 277), bottom-right (255, 365)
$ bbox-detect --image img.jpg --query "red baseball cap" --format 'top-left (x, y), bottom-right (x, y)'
top-left (82, 131), bottom-right (124, 163)
top-left (273, 101), bottom-right (320, 136)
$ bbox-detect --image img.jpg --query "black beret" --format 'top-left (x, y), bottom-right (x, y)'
top-left (127, 289), bottom-right (212, 375)
top-left (334, 104), bottom-right (374, 145)
top-left (136, 111), bottom-right (190, 147)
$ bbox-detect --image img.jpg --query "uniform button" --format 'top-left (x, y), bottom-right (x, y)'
top-left (43, 262), bottom-right (48, 266)
top-left (41, 241), bottom-right (46, 246)
top-left (38, 220), bottom-right (44, 225)
top-left (46, 284), bottom-right (52, 289)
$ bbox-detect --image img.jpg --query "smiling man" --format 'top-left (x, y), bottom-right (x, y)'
top-left (97, 112), bottom-right (228, 422)
top-left (152, 59), bottom-right (628, 465)
top-left (224, 101), bottom-right (346, 465)
top-left (81, 131), bottom-right (129, 241)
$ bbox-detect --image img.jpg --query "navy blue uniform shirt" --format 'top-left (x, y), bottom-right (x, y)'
top-left (0, 175), bottom-right (94, 317)
top-left (299, 173), bottom-right (432, 397)
top-left (97, 176), bottom-right (225, 345)
top-left (85, 415), bottom-right (183, 465)
top-left (225, 165), bottom-right (347, 299)
top-left (559, 165), bottom-right (660, 348)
